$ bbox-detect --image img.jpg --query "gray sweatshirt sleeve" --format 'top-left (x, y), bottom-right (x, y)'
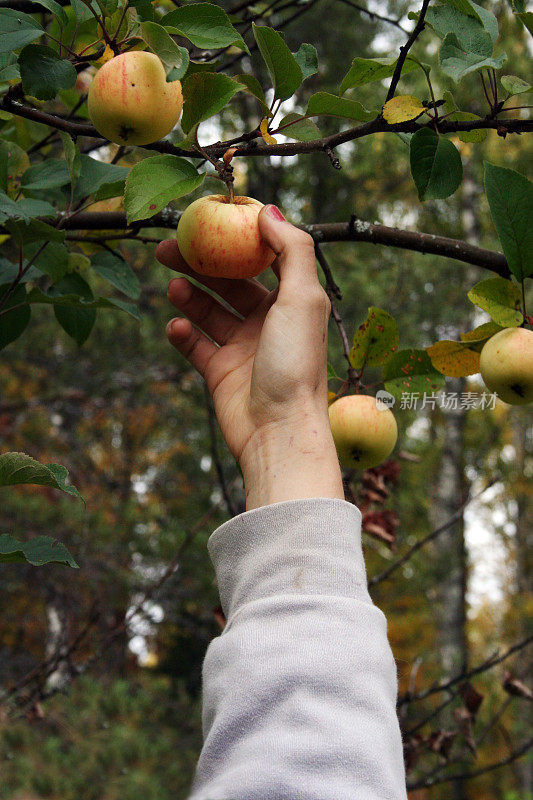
top-left (189, 498), bottom-right (408, 800)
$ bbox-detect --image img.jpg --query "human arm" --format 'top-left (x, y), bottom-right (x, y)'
top-left (156, 207), bottom-right (408, 799)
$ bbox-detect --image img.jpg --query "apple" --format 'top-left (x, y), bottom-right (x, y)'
top-left (328, 394), bottom-right (398, 470)
top-left (479, 327), bottom-right (533, 405)
top-left (177, 195), bottom-right (276, 279)
top-left (87, 52), bottom-right (183, 146)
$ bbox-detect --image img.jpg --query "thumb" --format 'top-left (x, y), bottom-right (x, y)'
top-left (258, 204), bottom-right (318, 288)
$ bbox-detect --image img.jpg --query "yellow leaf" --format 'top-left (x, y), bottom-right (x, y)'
top-left (383, 95), bottom-right (427, 124)
top-left (97, 45), bottom-right (115, 65)
top-left (260, 118), bottom-right (277, 145)
top-left (426, 340), bottom-right (480, 377)
top-left (460, 321), bottom-right (502, 343)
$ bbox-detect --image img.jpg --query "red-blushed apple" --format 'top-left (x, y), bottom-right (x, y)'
top-left (479, 327), bottom-right (533, 405)
top-left (328, 394), bottom-right (398, 470)
top-left (176, 195), bottom-right (276, 279)
top-left (87, 52), bottom-right (183, 146)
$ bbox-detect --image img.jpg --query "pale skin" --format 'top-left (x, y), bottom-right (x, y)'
top-left (156, 204), bottom-right (345, 510)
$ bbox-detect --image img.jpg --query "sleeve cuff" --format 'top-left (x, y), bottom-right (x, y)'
top-left (207, 498), bottom-right (370, 619)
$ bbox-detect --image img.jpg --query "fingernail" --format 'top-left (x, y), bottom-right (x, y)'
top-left (266, 204), bottom-right (285, 221)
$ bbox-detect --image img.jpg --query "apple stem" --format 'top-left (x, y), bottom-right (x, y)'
top-left (228, 181), bottom-right (235, 203)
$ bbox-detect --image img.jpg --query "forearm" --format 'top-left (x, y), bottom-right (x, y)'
top-left (190, 499), bottom-right (408, 800)
top-left (239, 409), bottom-right (345, 510)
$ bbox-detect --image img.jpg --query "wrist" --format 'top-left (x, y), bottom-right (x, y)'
top-left (239, 410), bottom-right (344, 510)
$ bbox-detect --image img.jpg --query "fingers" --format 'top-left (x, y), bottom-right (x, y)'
top-left (166, 317), bottom-right (217, 380)
top-left (156, 239), bottom-right (269, 317)
top-left (167, 277), bottom-right (242, 345)
top-left (258, 205), bottom-right (319, 293)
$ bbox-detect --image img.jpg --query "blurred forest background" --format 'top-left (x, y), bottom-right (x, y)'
top-left (0, 1), bottom-right (531, 799)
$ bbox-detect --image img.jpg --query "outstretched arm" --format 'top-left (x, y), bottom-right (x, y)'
top-left (156, 206), bottom-right (407, 800)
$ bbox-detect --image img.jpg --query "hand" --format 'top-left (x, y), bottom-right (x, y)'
top-left (156, 205), bottom-right (344, 508)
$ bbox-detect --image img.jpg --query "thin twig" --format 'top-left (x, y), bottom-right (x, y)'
top-left (204, 383), bottom-right (239, 517)
top-left (398, 635), bottom-right (533, 707)
top-left (385, 0), bottom-right (431, 101)
top-left (315, 243), bottom-right (342, 300)
top-left (407, 736), bottom-right (533, 790)
top-left (335, 0), bottom-right (408, 33)
top-left (369, 478), bottom-right (497, 588)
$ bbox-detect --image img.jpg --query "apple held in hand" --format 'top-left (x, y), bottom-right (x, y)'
top-left (479, 327), bottom-right (533, 405)
top-left (328, 394), bottom-right (398, 470)
top-left (87, 52), bottom-right (183, 146)
top-left (177, 195), bottom-right (276, 279)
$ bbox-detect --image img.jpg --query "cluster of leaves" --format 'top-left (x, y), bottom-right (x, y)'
top-left (0, 451), bottom-right (82, 566)
top-left (0, 0), bottom-right (530, 352)
top-left (328, 161), bottom-right (532, 393)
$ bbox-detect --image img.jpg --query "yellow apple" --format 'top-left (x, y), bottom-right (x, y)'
top-left (328, 394), bottom-right (398, 470)
top-left (479, 327), bottom-right (533, 405)
top-left (176, 195), bottom-right (276, 279)
top-left (87, 52), bottom-right (183, 146)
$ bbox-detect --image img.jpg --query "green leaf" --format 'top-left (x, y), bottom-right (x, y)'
top-left (0, 191), bottom-right (57, 223)
top-left (92, 179), bottom-right (126, 202)
top-left (349, 307), bottom-right (399, 369)
top-left (51, 273), bottom-right (96, 345)
top-left (467, 277), bottom-right (523, 327)
top-left (181, 71), bottom-right (242, 133)
top-left (19, 44), bottom-right (77, 101)
top-left (339, 55), bottom-right (418, 95)
top-left (0, 534), bottom-right (78, 567)
top-left (125, 155), bottom-right (203, 224)
top-left (73, 155), bottom-right (129, 202)
top-left (449, 111), bottom-right (487, 142)
top-left (60, 132), bottom-right (81, 187)
top-left (410, 128), bottom-right (462, 201)
top-left (424, 3), bottom-right (497, 44)
top-left (0, 9), bottom-right (43, 54)
top-left (21, 158), bottom-right (71, 190)
top-left (484, 163), bottom-right (533, 281)
top-left (306, 92), bottom-right (375, 121)
top-left (0, 52), bottom-right (20, 83)
top-left (6, 219), bottom-right (65, 246)
top-left (383, 348), bottom-right (445, 400)
top-left (0, 451), bottom-right (83, 503)
top-left (28, 241), bottom-right (69, 281)
top-left (440, 0), bottom-right (482, 22)
top-left (293, 43), bottom-right (318, 80)
top-left (0, 259), bottom-right (40, 284)
top-left (439, 31), bottom-right (506, 82)
top-left (71, 0), bottom-right (99, 22)
top-left (277, 113), bottom-right (321, 141)
top-left (91, 251), bottom-right (140, 299)
top-left (327, 362), bottom-right (340, 381)
top-left (162, 4), bottom-right (247, 52)
top-left (516, 12), bottom-right (533, 37)
top-left (0, 284), bottom-right (31, 350)
top-left (252, 24), bottom-right (302, 102)
top-left (501, 75), bottom-right (531, 95)
top-left (233, 74), bottom-right (273, 116)
top-left (27, 285), bottom-right (142, 320)
top-left (140, 21), bottom-right (189, 79)
top-left (29, 0), bottom-right (68, 26)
